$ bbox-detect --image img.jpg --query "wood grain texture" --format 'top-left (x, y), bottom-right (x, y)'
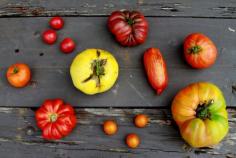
top-left (0, 1), bottom-right (236, 157)
top-left (0, 17), bottom-right (235, 107)
top-left (0, 107), bottom-right (235, 158)
top-left (0, 0), bottom-right (236, 18)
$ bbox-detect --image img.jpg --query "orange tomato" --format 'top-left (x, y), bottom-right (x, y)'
top-left (103, 120), bottom-right (118, 135)
top-left (6, 63), bottom-right (31, 88)
top-left (126, 133), bottom-right (140, 148)
top-left (134, 114), bottom-right (149, 128)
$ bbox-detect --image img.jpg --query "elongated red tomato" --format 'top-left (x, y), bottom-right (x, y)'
top-left (143, 48), bottom-right (168, 95)
top-left (184, 33), bottom-right (217, 69)
top-left (35, 99), bottom-right (77, 140)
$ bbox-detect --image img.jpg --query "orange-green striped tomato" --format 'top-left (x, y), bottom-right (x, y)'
top-left (171, 82), bottom-right (228, 148)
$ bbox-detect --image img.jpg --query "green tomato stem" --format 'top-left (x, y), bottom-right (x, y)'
top-left (49, 113), bottom-right (58, 122)
top-left (82, 50), bottom-right (107, 87)
top-left (127, 18), bottom-right (134, 25)
top-left (13, 67), bottom-right (19, 74)
top-left (196, 100), bottom-right (214, 120)
top-left (188, 45), bottom-right (202, 54)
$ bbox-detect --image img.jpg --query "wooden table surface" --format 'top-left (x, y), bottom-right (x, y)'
top-left (0, 1), bottom-right (236, 158)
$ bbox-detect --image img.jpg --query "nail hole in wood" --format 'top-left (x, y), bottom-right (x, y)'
top-left (15, 49), bottom-right (19, 53)
top-left (39, 53), bottom-right (44, 56)
top-left (34, 31), bottom-right (40, 37)
top-left (25, 126), bottom-right (36, 136)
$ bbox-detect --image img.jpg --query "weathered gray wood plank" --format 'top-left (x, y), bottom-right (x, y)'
top-left (0, 68), bottom-right (235, 107)
top-left (0, 0), bottom-right (236, 18)
top-left (0, 17), bottom-right (235, 107)
top-left (0, 107), bottom-right (235, 158)
top-left (0, 17), bottom-right (235, 69)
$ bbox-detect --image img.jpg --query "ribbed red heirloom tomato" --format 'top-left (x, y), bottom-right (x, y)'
top-left (42, 29), bottom-right (57, 45)
top-left (108, 10), bottom-right (148, 47)
top-left (184, 33), bottom-right (217, 69)
top-left (49, 17), bottom-right (64, 30)
top-left (35, 99), bottom-right (77, 140)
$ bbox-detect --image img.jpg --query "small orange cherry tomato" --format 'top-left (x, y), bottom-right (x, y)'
top-left (103, 120), bottom-right (118, 135)
top-left (126, 133), bottom-right (140, 148)
top-left (6, 63), bottom-right (31, 88)
top-left (134, 114), bottom-right (149, 128)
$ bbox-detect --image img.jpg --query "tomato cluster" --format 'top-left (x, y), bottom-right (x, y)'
top-left (5, 10), bottom-right (227, 149)
top-left (103, 114), bottom-right (149, 148)
top-left (42, 17), bottom-right (76, 54)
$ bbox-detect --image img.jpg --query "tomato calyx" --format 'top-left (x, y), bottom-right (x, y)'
top-left (13, 67), bottom-right (19, 74)
top-left (196, 99), bottom-right (214, 120)
top-left (82, 50), bottom-right (107, 87)
top-left (126, 18), bottom-right (135, 25)
top-left (188, 45), bottom-right (202, 54)
top-left (49, 113), bottom-right (58, 122)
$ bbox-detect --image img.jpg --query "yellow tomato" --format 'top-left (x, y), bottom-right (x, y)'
top-left (70, 49), bottom-right (119, 95)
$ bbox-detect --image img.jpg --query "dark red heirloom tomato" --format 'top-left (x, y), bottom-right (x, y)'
top-left (108, 10), bottom-right (148, 47)
top-left (143, 48), bottom-right (168, 95)
top-left (35, 99), bottom-right (77, 140)
top-left (184, 33), bottom-right (217, 69)
top-left (49, 17), bottom-right (64, 30)
top-left (60, 38), bottom-right (76, 54)
top-left (42, 29), bottom-right (57, 45)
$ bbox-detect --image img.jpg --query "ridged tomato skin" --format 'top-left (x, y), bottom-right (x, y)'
top-left (171, 82), bottom-right (228, 148)
top-left (108, 10), bottom-right (148, 47)
top-left (143, 48), bottom-right (168, 95)
top-left (35, 99), bottom-right (77, 140)
top-left (184, 33), bottom-right (217, 69)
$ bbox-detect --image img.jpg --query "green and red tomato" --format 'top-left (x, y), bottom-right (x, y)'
top-left (171, 82), bottom-right (228, 147)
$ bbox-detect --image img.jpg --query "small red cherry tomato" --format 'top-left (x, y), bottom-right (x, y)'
top-left (42, 29), bottom-right (57, 45)
top-left (126, 133), bottom-right (140, 148)
top-left (60, 38), bottom-right (76, 54)
top-left (49, 17), bottom-right (64, 30)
